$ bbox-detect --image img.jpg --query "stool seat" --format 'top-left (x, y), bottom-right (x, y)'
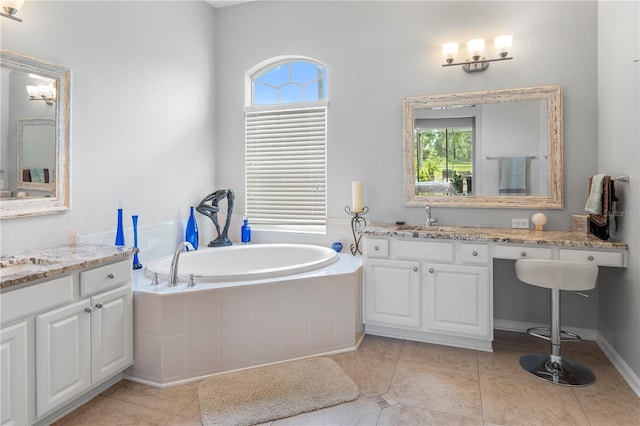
top-left (515, 259), bottom-right (598, 291)
top-left (515, 259), bottom-right (599, 386)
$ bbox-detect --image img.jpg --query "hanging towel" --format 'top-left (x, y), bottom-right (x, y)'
top-left (30, 168), bottom-right (44, 183)
top-left (498, 157), bottom-right (527, 195)
top-left (587, 175), bottom-right (619, 240)
top-left (584, 173), bottom-right (606, 214)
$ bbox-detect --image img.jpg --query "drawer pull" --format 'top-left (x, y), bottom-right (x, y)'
top-left (472, 251), bottom-right (478, 256)
top-left (520, 252), bottom-right (527, 257)
top-left (107, 273), bottom-right (115, 279)
top-left (95, 303), bottom-right (103, 309)
top-left (84, 307), bottom-right (92, 313)
top-left (374, 246), bottom-right (380, 251)
top-left (588, 255), bottom-right (595, 261)
top-left (429, 268), bottom-right (434, 273)
top-left (413, 267), bottom-right (419, 272)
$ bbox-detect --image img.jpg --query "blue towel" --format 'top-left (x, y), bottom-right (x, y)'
top-left (30, 168), bottom-right (44, 183)
top-left (498, 157), bottom-right (527, 195)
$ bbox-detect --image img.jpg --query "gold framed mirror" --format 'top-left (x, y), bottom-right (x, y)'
top-left (1, 50), bottom-right (71, 219)
top-left (403, 85), bottom-right (563, 209)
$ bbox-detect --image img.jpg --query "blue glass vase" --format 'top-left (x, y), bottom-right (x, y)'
top-left (115, 208), bottom-right (125, 246)
top-left (186, 206), bottom-right (198, 250)
top-left (132, 215), bottom-right (142, 270)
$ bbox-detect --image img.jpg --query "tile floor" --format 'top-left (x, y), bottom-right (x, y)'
top-left (54, 330), bottom-right (640, 425)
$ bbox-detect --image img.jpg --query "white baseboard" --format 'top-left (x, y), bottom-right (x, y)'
top-left (494, 319), bottom-right (640, 398)
top-left (493, 319), bottom-right (598, 341)
top-left (596, 335), bottom-right (640, 397)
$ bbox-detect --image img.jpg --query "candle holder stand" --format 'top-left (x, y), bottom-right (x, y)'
top-left (345, 205), bottom-right (368, 255)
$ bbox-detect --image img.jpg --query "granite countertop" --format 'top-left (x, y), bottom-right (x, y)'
top-left (1, 244), bottom-right (135, 291)
top-left (359, 223), bottom-right (629, 250)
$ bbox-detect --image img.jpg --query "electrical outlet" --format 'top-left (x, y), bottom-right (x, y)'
top-left (512, 218), bottom-right (530, 229)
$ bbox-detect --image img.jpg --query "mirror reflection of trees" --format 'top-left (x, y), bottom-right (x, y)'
top-left (415, 126), bottom-right (473, 194)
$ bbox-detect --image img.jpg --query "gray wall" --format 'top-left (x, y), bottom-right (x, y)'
top-left (597, 0), bottom-right (640, 386)
top-left (214, 1), bottom-right (600, 328)
top-left (0, 1), bottom-right (217, 253)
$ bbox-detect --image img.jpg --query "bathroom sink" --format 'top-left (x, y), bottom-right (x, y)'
top-left (0, 259), bottom-right (56, 278)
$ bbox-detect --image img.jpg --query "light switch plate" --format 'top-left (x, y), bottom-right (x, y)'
top-left (512, 218), bottom-right (530, 229)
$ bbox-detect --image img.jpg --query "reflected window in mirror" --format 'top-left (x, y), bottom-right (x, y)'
top-left (415, 117), bottom-right (474, 196)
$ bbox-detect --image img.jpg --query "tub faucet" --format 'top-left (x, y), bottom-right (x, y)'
top-left (425, 206), bottom-right (438, 227)
top-left (168, 241), bottom-right (194, 287)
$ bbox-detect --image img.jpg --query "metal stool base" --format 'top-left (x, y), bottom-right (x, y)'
top-left (519, 354), bottom-right (596, 387)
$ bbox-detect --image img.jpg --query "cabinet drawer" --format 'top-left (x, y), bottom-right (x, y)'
top-left (396, 240), bottom-right (454, 262)
top-left (80, 260), bottom-right (132, 297)
top-left (1, 275), bottom-right (74, 324)
top-left (559, 249), bottom-right (623, 267)
top-left (460, 244), bottom-right (489, 264)
top-left (494, 245), bottom-right (552, 260)
top-left (364, 238), bottom-right (389, 258)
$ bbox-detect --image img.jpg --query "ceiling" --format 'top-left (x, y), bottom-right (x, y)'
top-left (205, 0), bottom-right (254, 8)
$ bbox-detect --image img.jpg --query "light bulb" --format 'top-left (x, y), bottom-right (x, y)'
top-left (441, 42), bottom-right (459, 64)
top-left (494, 35), bottom-right (513, 58)
top-left (467, 39), bottom-right (485, 61)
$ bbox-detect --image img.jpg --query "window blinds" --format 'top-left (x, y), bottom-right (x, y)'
top-left (245, 106), bottom-right (327, 231)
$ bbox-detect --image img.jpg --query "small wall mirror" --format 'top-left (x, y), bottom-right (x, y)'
top-left (403, 85), bottom-right (563, 209)
top-left (1, 50), bottom-right (70, 219)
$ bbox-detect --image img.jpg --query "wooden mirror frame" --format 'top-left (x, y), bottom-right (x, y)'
top-left (1, 50), bottom-right (71, 219)
top-left (403, 85), bottom-right (563, 209)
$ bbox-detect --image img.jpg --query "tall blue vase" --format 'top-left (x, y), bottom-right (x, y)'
top-left (132, 215), bottom-right (142, 270)
top-left (115, 208), bottom-right (125, 246)
top-left (186, 206), bottom-right (198, 250)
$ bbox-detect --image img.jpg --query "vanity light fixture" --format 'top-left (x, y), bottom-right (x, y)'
top-left (1, 0), bottom-right (25, 22)
top-left (442, 35), bottom-right (513, 73)
top-left (26, 84), bottom-right (56, 105)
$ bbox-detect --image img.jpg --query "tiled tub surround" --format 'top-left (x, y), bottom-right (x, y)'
top-left (127, 253), bottom-right (363, 387)
top-left (358, 223), bottom-right (628, 353)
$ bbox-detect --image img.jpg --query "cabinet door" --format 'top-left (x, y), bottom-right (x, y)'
top-left (364, 259), bottom-right (421, 328)
top-left (424, 263), bottom-right (491, 339)
top-left (91, 285), bottom-right (133, 384)
top-left (36, 300), bottom-right (91, 418)
top-left (1, 322), bottom-right (28, 426)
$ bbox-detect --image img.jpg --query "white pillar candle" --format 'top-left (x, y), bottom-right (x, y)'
top-left (352, 181), bottom-right (363, 213)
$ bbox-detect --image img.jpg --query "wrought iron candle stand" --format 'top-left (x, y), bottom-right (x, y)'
top-left (345, 205), bottom-right (368, 255)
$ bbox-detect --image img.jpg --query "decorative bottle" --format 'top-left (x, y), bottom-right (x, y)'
top-left (132, 215), bottom-right (142, 269)
top-left (241, 217), bottom-right (251, 244)
top-left (115, 208), bottom-right (125, 246)
top-left (186, 206), bottom-right (199, 250)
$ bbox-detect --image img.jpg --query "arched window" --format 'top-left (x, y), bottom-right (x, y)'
top-left (245, 57), bottom-right (328, 233)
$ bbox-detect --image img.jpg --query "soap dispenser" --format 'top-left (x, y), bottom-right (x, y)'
top-left (241, 217), bottom-right (252, 244)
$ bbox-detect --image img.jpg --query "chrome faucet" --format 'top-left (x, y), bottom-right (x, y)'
top-left (425, 206), bottom-right (437, 227)
top-left (168, 241), bottom-right (194, 286)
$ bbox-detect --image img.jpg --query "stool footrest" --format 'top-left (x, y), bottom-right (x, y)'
top-left (526, 327), bottom-right (582, 342)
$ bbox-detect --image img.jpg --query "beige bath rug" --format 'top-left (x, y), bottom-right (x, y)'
top-left (198, 357), bottom-right (359, 426)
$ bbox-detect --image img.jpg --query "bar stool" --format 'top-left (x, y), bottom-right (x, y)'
top-left (515, 259), bottom-right (599, 386)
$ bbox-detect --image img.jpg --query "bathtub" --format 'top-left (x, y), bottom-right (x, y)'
top-left (145, 243), bottom-right (339, 283)
top-left (127, 244), bottom-right (363, 387)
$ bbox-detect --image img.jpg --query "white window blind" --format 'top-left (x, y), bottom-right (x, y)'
top-left (245, 106), bottom-right (327, 232)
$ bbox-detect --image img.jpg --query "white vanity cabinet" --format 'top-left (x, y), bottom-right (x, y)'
top-left (0, 256), bottom-right (133, 425)
top-left (364, 258), bottom-right (421, 328)
top-left (36, 260), bottom-right (133, 418)
top-left (424, 262), bottom-right (490, 339)
top-left (0, 321), bottom-right (28, 426)
top-left (363, 237), bottom-right (493, 350)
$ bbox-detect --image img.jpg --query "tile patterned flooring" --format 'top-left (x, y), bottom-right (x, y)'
top-left (54, 331), bottom-right (640, 425)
